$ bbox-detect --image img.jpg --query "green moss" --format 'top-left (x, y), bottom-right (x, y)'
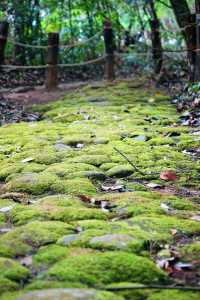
top-left (25, 280), bottom-right (87, 290)
top-left (10, 195), bottom-right (105, 225)
top-left (129, 215), bottom-right (200, 242)
top-left (47, 251), bottom-right (166, 286)
top-left (45, 162), bottom-right (98, 178)
top-left (71, 155), bottom-right (110, 166)
top-left (52, 178), bottom-right (97, 195)
top-left (33, 245), bottom-right (68, 266)
top-left (180, 242), bottom-right (200, 261)
top-left (62, 134), bottom-right (92, 145)
top-left (106, 165), bottom-right (133, 178)
top-left (0, 278), bottom-right (18, 294)
top-left (5, 172), bottom-right (61, 195)
top-left (0, 221), bottom-right (73, 257)
top-left (148, 290), bottom-right (200, 300)
top-left (0, 164), bottom-right (23, 181)
top-left (0, 257), bottom-right (30, 281)
top-left (51, 207), bottom-right (108, 222)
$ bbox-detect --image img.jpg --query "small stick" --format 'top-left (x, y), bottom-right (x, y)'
top-left (105, 284), bottom-right (200, 292)
top-left (113, 147), bottom-right (146, 176)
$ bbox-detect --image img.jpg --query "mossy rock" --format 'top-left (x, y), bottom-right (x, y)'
top-left (11, 203), bottom-right (107, 225)
top-left (33, 246), bottom-right (95, 268)
top-left (0, 278), bottom-right (19, 295)
top-left (0, 221), bottom-right (73, 257)
top-left (16, 289), bottom-right (124, 300)
top-left (5, 172), bottom-right (61, 195)
top-left (0, 257), bottom-right (30, 281)
top-left (52, 178), bottom-right (97, 195)
top-left (45, 163), bottom-right (98, 178)
top-left (0, 258), bottom-right (30, 294)
top-left (56, 227), bottom-right (146, 253)
top-left (71, 155), bottom-right (110, 167)
top-left (148, 290), bottom-right (200, 300)
top-left (47, 251), bottom-right (166, 286)
top-left (128, 215), bottom-right (200, 242)
top-left (180, 242), bottom-right (200, 261)
top-left (106, 165), bottom-right (134, 178)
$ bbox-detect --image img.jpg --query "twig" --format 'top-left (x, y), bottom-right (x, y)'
top-left (105, 284), bottom-right (200, 292)
top-left (113, 147), bottom-right (146, 176)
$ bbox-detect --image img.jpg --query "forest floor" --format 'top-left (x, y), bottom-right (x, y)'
top-left (0, 80), bottom-right (199, 300)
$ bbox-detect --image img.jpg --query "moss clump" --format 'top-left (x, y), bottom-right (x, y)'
top-left (56, 228), bottom-right (146, 253)
top-left (0, 164), bottom-right (23, 181)
top-left (47, 251), bottom-right (166, 286)
top-left (180, 242), bottom-right (200, 261)
top-left (25, 280), bottom-right (87, 291)
top-left (0, 257), bottom-right (30, 281)
top-left (148, 290), bottom-right (200, 300)
top-left (52, 178), bottom-right (97, 195)
top-left (45, 163), bottom-right (98, 178)
top-left (33, 245), bottom-right (68, 266)
top-left (62, 134), bottom-right (92, 146)
top-left (51, 207), bottom-right (108, 222)
top-left (0, 278), bottom-right (19, 294)
top-left (71, 155), bottom-right (110, 167)
top-left (106, 165), bottom-right (134, 178)
top-left (10, 195), bottom-right (106, 225)
top-left (5, 172), bottom-right (61, 195)
top-left (129, 215), bottom-right (200, 242)
top-left (0, 221), bottom-right (73, 257)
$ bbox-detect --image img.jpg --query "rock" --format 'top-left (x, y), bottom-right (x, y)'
top-left (57, 234), bottom-right (80, 246)
top-left (89, 234), bottom-right (135, 249)
top-left (54, 143), bottom-right (71, 151)
top-left (0, 204), bottom-right (16, 213)
top-left (16, 288), bottom-right (123, 300)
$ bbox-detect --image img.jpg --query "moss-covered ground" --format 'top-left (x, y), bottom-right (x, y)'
top-left (0, 81), bottom-right (199, 299)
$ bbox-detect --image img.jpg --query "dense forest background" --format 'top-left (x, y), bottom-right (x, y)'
top-left (0, 0), bottom-right (198, 87)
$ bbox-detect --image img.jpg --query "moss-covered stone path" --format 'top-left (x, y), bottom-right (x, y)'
top-left (0, 81), bottom-right (199, 300)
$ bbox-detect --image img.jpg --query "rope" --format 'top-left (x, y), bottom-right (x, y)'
top-left (0, 31), bottom-right (102, 50)
top-left (58, 55), bottom-right (106, 67)
top-left (0, 55), bottom-right (106, 70)
top-left (60, 31), bottom-right (102, 49)
top-left (1, 64), bottom-right (48, 69)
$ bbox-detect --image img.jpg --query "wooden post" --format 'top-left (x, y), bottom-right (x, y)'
top-left (0, 21), bottom-right (9, 66)
top-left (104, 20), bottom-right (115, 81)
top-left (150, 19), bottom-right (163, 74)
top-left (46, 32), bottom-right (59, 90)
top-left (195, 0), bottom-right (200, 81)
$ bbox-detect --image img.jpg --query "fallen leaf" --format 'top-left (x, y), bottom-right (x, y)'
top-left (160, 170), bottom-right (177, 181)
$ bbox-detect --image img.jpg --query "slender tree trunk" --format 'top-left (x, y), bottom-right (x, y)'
top-left (149, 1), bottom-right (163, 74)
top-left (169, 0), bottom-right (196, 80)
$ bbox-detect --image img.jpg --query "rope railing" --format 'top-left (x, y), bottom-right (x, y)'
top-left (0, 55), bottom-right (107, 70)
top-left (0, 30), bottom-right (102, 50)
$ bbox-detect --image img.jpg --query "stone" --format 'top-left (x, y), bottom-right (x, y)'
top-left (16, 288), bottom-right (123, 300)
top-left (89, 234), bottom-right (134, 250)
top-left (57, 234), bottom-right (80, 246)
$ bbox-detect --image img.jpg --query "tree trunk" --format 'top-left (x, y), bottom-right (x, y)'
top-left (149, 1), bottom-right (163, 74)
top-left (169, 0), bottom-right (196, 80)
